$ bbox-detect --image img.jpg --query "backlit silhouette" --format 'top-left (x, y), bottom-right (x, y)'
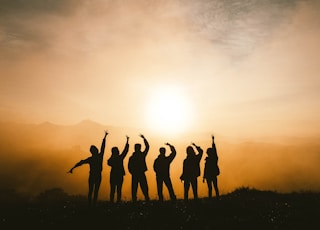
top-left (203, 135), bottom-right (220, 199)
top-left (128, 134), bottom-right (150, 202)
top-left (107, 135), bottom-right (129, 203)
top-left (153, 142), bottom-right (177, 201)
top-left (68, 131), bottom-right (108, 207)
top-left (180, 142), bottom-right (203, 201)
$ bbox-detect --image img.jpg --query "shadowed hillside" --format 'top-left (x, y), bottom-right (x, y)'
top-left (0, 187), bottom-right (319, 229)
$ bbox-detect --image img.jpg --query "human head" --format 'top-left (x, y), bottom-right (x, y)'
top-left (134, 143), bottom-right (141, 152)
top-left (206, 147), bottom-right (213, 156)
top-left (159, 147), bottom-right (166, 155)
top-left (90, 145), bottom-right (98, 155)
top-left (111, 147), bottom-right (119, 156)
top-left (186, 146), bottom-right (195, 156)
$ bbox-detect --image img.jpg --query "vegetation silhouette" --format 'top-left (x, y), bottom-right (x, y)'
top-left (68, 131), bottom-right (108, 207)
top-left (1, 187), bottom-right (319, 229)
top-left (180, 142), bottom-right (203, 201)
top-left (203, 135), bottom-right (220, 199)
top-left (128, 134), bottom-right (150, 202)
top-left (153, 142), bottom-right (177, 201)
top-left (107, 135), bottom-right (129, 203)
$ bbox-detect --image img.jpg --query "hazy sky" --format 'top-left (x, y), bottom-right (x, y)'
top-left (1, 1), bottom-right (320, 198)
top-left (1, 0), bottom-right (320, 139)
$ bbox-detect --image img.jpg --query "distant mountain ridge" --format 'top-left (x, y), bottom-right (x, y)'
top-left (0, 119), bottom-right (139, 150)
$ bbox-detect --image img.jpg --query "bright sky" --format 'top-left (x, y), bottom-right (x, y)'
top-left (1, 0), bottom-right (320, 139)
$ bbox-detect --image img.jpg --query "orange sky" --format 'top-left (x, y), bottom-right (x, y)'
top-left (0, 0), bottom-right (319, 138)
top-left (1, 0), bottom-right (320, 199)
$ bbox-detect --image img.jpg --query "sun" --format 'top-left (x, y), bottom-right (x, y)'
top-left (145, 84), bottom-right (193, 136)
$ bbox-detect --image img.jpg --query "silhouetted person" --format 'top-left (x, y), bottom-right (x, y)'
top-left (68, 131), bottom-right (108, 207)
top-left (180, 142), bottom-right (203, 201)
top-left (153, 143), bottom-right (177, 201)
top-left (203, 135), bottom-right (220, 199)
top-left (107, 135), bottom-right (129, 203)
top-left (128, 134), bottom-right (150, 202)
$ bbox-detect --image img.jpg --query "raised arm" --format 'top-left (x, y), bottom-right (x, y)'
top-left (165, 142), bottom-right (176, 162)
top-left (100, 130), bottom-right (108, 156)
top-left (212, 134), bottom-right (217, 152)
top-left (192, 142), bottom-right (203, 159)
top-left (211, 134), bottom-right (218, 158)
top-left (120, 135), bottom-right (130, 159)
top-left (140, 134), bottom-right (149, 155)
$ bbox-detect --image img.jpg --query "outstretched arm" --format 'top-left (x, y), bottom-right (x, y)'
top-left (120, 135), bottom-right (130, 159)
top-left (67, 160), bottom-right (86, 173)
top-left (140, 134), bottom-right (149, 155)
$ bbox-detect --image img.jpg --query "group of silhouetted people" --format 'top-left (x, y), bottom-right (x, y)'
top-left (68, 131), bottom-right (220, 207)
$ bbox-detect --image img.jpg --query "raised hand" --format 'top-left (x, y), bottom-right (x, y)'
top-left (104, 130), bottom-right (109, 137)
top-left (139, 134), bottom-right (145, 139)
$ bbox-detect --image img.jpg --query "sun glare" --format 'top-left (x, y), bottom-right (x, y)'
top-left (146, 85), bottom-right (193, 136)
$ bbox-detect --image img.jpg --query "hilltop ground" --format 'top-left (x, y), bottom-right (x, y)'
top-left (0, 187), bottom-right (319, 229)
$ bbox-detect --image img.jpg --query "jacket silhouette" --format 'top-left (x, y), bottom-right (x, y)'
top-left (180, 143), bottom-right (203, 201)
top-left (203, 135), bottom-right (220, 199)
top-left (107, 135), bottom-right (129, 203)
top-left (68, 131), bottom-right (108, 207)
top-left (128, 134), bottom-right (150, 202)
top-left (153, 143), bottom-right (177, 201)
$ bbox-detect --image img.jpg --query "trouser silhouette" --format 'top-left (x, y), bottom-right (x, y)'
top-left (206, 177), bottom-right (219, 198)
top-left (131, 172), bottom-right (149, 201)
top-left (183, 177), bottom-right (198, 200)
top-left (110, 175), bottom-right (124, 202)
top-left (156, 175), bottom-right (176, 201)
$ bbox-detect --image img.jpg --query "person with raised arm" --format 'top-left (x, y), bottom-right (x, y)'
top-left (203, 134), bottom-right (220, 199)
top-left (128, 134), bottom-right (150, 202)
top-left (68, 130), bottom-right (108, 207)
top-left (180, 142), bottom-right (203, 201)
top-left (107, 135), bottom-right (130, 203)
top-left (153, 142), bottom-right (177, 201)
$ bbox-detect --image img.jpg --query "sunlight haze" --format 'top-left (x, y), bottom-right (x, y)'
top-left (1, 0), bottom-right (320, 199)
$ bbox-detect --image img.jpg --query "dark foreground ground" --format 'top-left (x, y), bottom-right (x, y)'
top-left (1, 187), bottom-right (319, 229)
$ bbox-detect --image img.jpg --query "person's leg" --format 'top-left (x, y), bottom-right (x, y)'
top-left (88, 176), bottom-right (94, 207)
top-left (110, 176), bottom-right (115, 202)
top-left (156, 176), bottom-right (163, 201)
top-left (93, 175), bottom-right (102, 206)
top-left (213, 177), bottom-right (220, 198)
top-left (206, 179), bottom-right (212, 198)
top-left (184, 180), bottom-right (190, 201)
top-left (164, 177), bottom-right (176, 201)
top-left (110, 184), bottom-right (115, 203)
top-left (140, 173), bottom-right (150, 201)
top-left (191, 177), bottom-right (198, 200)
top-left (131, 175), bottom-right (138, 202)
top-left (117, 177), bottom-right (124, 202)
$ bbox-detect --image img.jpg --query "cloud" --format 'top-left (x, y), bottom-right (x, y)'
top-left (0, 0), bottom-right (319, 132)
top-left (0, 0), bottom-right (78, 54)
top-left (184, 0), bottom-right (303, 58)
top-left (0, 0), bottom-right (307, 59)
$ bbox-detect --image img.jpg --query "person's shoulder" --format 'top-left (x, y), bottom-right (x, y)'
top-left (82, 157), bottom-right (91, 162)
